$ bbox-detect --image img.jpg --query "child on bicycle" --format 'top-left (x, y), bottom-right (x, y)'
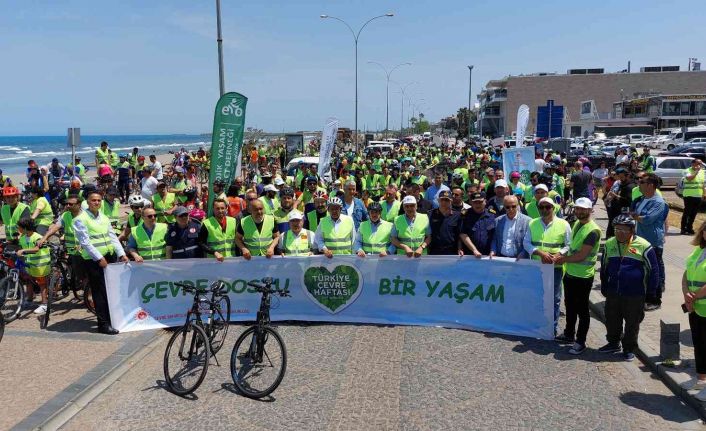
top-left (16, 217), bottom-right (51, 314)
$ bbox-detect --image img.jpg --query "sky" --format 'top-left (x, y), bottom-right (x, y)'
top-left (1, 0), bottom-right (705, 136)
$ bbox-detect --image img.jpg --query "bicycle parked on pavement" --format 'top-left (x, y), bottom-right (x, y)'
top-left (163, 280), bottom-right (231, 396)
top-left (230, 277), bottom-right (290, 399)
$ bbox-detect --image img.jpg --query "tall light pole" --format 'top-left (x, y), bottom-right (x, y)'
top-left (467, 65), bottom-right (473, 141)
top-left (216, 0), bottom-right (225, 96)
top-left (368, 61), bottom-right (411, 138)
top-left (393, 81), bottom-right (417, 137)
top-left (320, 13), bottom-right (394, 151)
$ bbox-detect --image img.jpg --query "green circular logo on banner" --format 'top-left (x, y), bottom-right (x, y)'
top-left (302, 265), bottom-right (362, 314)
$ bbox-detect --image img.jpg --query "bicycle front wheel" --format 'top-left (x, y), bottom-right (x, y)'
top-left (1, 276), bottom-right (24, 323)
top-left (163, 323), bottom-right (210, 396)
top-left (209, 295), bottom-right (230, 355)
top-left (83, 286), bottom-right (95, 314)
top-left (230, 325), bottom-right (287, 399)
top-left (41, 275), bottom-right (56, 329)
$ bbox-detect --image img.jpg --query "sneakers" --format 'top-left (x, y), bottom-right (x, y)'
top-left (644, 303), bottom-right (661, 312)
top-left (623, 352), bottom-right (635, 362)
top-left (33, 304), bottom-right (47, 315)
top-left (681, 378), bottom-right (706, 391)
top-left (555, 333), bottom-right (575, 344)
top-left (569, 342), bottom-right (586, 355)
top-left (598, 342), bottom-right (622, 353)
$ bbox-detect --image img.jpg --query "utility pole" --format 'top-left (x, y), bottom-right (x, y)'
top-left (467, 65), bottom-right (473, 141)
top-left (216, 0), bottom-right (225, 96)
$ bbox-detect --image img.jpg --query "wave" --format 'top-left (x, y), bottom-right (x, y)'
top-left (0, 140), bottom-right (210, 161)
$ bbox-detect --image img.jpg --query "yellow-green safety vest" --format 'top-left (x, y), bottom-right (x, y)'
top-left (604, 235), bottom-right (652, 289)
top-left (525, 200), bottom-right (561, 219)
top-left (61, 211), bottom-right (80, 255)
top-left (19, 232), bottom-right (51, 277)
top-left (282, 230), bottom-right (312, 256)
top-left (306, 210), bottom-right (324, 231)
top-left (75, 211), bottom-right (116, 260)
top-left (132, 223), bottom-right (168, 260)
top-left (30, 196), bottom-right (54, 228)
top-left (259, 196), bottom-right (280, 215)
top-left (203, 216), bottom-right (237, 258)
top-left (241, 215), bottom-right (275, 256)
top-left (529, 217), bottom-right (570, 268)
top-left (153, 192), bottom-right (176, 223)
top-left (394, 213), bottom-right (429, 255)
top-left (683, 168), bottom-right (705, 198)
top-left (101, 199), bottom-right (121, 233)
top-left (381, 200), bottom-right (401, 223)
top-left (1, 202), bottom-right (29, 241)
top-left (95, 148), bottom-right (110, 164)
top-left (686, 246), bottom-right (706, 317)
top-left (127, 213), bottom-right (143, 229)
top-left (320, 215), bottom-right (354, 255)
top-left (565, 220), bottom-right (602, 278)
top-left (359, 220), bottom-right (392, 254)
top-left (172, 179), bottom-right (188, 203)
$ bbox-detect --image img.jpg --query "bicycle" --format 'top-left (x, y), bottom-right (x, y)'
top-left (163, 280), bottom-right (231, 396)
top-left (230, 277), bottom-right (290, 399)
top-left (0, 250), bottom-right (28, 323)
top-left (41, 243), bottom-right (70, 329)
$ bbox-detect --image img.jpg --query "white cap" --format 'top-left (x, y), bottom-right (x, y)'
top-left (274, 177), bottom-right (285, 185)
top-left (538, 197), bottom-right (554, 206)
top-left (402, 195), bottom-right (417, 205)
top-left (333, 179), bottom-right (341, 185)
top-left (494, 179), bottom-right (508, 188)
top-left (264, 184), bottom-right (278, 192)
top-left (288, 210), bottom-right (304, 221)
top-left (574, 197), bottom-right (593, 209)
top-left (534, 184), bottom-right (548, 193)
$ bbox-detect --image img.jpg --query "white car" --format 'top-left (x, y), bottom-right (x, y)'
top-left (285, 156), bottom-right (332, 183)
top-left (654, 156), bottom-right (694, 188)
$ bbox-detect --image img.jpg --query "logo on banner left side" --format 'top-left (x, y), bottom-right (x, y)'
top-left (302, 265), bottom-right (362, 314)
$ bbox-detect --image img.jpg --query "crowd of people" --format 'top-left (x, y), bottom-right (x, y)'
top-left (3, 136), bottom-right (706, 397)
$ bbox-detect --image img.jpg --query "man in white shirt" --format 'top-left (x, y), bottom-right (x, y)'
top-left (140, 167), bottom-right (158, 202)
top-left (149, 154), bottom-right (163, 180)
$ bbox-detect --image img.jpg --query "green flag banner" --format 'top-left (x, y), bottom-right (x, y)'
top-left (207, 92), bottom-right (248, 214)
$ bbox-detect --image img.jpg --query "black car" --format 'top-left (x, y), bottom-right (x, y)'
top-left (659, 145), bottom-right (706, 162)
top-left (567, 149), bottom-right (616, 168)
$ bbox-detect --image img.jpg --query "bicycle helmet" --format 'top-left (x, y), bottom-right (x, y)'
top-left (451, 172), bottom-right (463, 181)
top-left (613, 214), bottom-right (636, 228)
top-left (367, 201), bottom-right (382, 212)
top-left (2, 186), bottom-right (19, 196)
top-left (313, 190), bottom-right (328, 201)
top-left (279, 187), bottom-right (295, 198)
top-left (327, 196), bottom-right (343, 207)
top-left (128, 195), bottom-right (146, 207)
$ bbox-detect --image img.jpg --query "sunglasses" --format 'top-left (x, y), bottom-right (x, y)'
top-left (504, 205), bottom-right (518, 209)
top-left (539, 205), bottom-right (553, 210)
top-left (144, 214), bottom-right (156, 219)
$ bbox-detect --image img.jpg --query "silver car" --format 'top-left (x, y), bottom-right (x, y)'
top-left (654, 156), bottom-right (694, 188)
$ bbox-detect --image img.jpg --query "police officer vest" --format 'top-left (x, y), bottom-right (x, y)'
top-left (101, 200), bottom-right (121, 233)
top-left (242, 215), bottom-right (275, 256)
top-left (529, 217), bottom-right (570, 268)
top-left (1, 202), bottom-right (28, 241)
top-left (282, 230), bottom-right (311, 256)
top-left (132, 223), bottom-right (167, 260)
top-left (394, 213), bottom-right (429, 255)
top-left (686, 246), bottom-right (706, 317)
top-left (565, 220), bottom-right (602, 278)
top-left (19, 232), bottom-right (51, 277)
top-left (62, 211), bottom-right (80, 255)
top-left (683, 168), bottom-right (705, 198)
top-left (381, 200), bottom-right (401, 223)
top-left (75, 211), bottom-right (116, 260)
top-left (30, 197), bottom-right (54, 228)
top-left (153, 192), bottom-right (176, 223)
top-left (320, 215), bottom-right (354, 255)
top-left (359, 220), bottom-right (392, 254)
top-left (203, 216), bottom-right (236, 258)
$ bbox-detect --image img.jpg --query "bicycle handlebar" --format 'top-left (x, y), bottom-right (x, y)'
top-left (247, 278), bottom-right (291, 297)
top-left (173, 281), bottom-right (229, 295)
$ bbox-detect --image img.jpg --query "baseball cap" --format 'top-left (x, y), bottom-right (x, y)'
top-left (305, 176), bottom-right (318, 183)
top-left (615, 167), bottom-right (628, 174)
top-left (470, 191), bottom-right (486, 202)
top-left (264, 184), bottom-right (278, 192)
top-left (274, 177), bottom-right (285, 186)
top-left (538, 197), bottom-right (554, 206)
top-left (288, 211), bottom-right (304, 221)
top-left (437, 190), bottom-right (452, 200)
top-left (533, 184), bottom-right (549, 193)
top-left (173, 206), bottom-right (189, 217)
top-left (402, 195), bottom-right (417, 205)
top-left (574, 197), bottom-right (593, 209)
top-left (494, 179), bottom-right (508, 188)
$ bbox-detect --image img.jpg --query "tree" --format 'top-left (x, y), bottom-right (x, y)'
top-left (455, 107), bottom-right (477, 138)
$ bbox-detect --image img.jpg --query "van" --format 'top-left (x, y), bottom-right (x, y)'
top-left (667, 125), bottom-right (706, 145)
top-left (364, 141), bottom-right (394, 155)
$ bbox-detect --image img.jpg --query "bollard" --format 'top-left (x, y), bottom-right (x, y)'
top-left (660, 319), bottom-right (680, 363)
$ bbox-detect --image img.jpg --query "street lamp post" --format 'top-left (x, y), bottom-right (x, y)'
top-left (394, 81), bottom-right (417, 137)
top-left (467, 65), bottom-right (473, 141)
top-left (215, 0), bottom-right (225, 96)
top-left (368, 61), bottom-right (411, 138)
top-left (320, 13), bottom-right (394, 152)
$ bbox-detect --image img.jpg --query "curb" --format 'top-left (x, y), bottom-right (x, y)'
top-left (588, 290), bottom-right (706, 421)
top-left (33, 331), bottom-right (165, 431)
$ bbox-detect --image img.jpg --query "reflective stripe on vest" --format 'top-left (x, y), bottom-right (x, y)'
top-left (132, 223), bottom-right (168, 260)
top-left (686, 246), bottom-right (706, 317)
top-left (359, 220), bottom-right (392, 254)
top-left (242, 215), bottom-right (275, 256)
top-left (529, 218), bottom-right (569, 268)
top-left (565, 220), bottom-right (601, 278)
top-left (683, 169), bottom-right (705, 197)
top-left (20, 232), bottom-right (51, 277)
top-left (394, 213), bottom-right (429, 255)
top-left (283, 230), bottom-right (311, 256)
top-left (320, 216), bottom-right (354, 254)
top-left (1, 202), bottom-right (28, 241)
top-left (203, 216), bottom-right (236, 258)
top-left (76, 211), bottom-right (116, 260)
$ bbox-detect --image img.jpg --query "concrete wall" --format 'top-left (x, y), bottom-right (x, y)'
top-left (504, 71), bottom-right (706, 136)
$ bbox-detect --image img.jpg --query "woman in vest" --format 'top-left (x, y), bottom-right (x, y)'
top-left (29, 186), bottom-right (54, 236)
top-left (127, 208), bottom-right (168, 262)
top-left (681, 222), bottom-right (706, 399)
top-left (1, 186), bottom-right (30, 243)
top-left (16, 218), bottom-right (52, 314)
top-left (277, 211), bottom-right (315, 256)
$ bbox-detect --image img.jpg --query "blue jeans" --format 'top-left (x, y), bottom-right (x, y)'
top-left (553, 267), bottom-right (564, 334)
top-left (653, 247), bottom-right (665, 304)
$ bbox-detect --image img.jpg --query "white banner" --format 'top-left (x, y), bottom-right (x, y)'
top-left (503, 146), bottom-right (536, 185)
top-left (516, 104), bottom-right (530, 147)
top-left (106, 256), bottom-right (554, 340)
top-left (318, 117), bottom-right (338, 180)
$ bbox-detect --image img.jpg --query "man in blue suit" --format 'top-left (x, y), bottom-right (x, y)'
top-left (490, 195), bottom-right (531, 258)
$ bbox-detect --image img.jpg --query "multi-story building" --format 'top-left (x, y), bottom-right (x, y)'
top-left (476, 66), bottom-right (706, 138)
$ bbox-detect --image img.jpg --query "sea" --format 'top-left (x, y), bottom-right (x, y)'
top-left (0, 134), bottom-right (211, 174)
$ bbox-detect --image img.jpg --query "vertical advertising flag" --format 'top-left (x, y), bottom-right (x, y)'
top-left (207, 92), bottom-right (248, 215)
top-left (503, 146), bottom-right (535, 185)
top-left (516, 104), bottom-right (530, 147)
top-left (318, 117), bottom-right (339, 181)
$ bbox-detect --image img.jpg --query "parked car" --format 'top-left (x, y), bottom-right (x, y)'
top-left (659, 145), bottom-right (706, 162)
top-left (567, 148), bottom-right (616, 167)
top-left (599, 144), bottom-right (631, 157)
top-left (654, 156), bottom-right (693, 189)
